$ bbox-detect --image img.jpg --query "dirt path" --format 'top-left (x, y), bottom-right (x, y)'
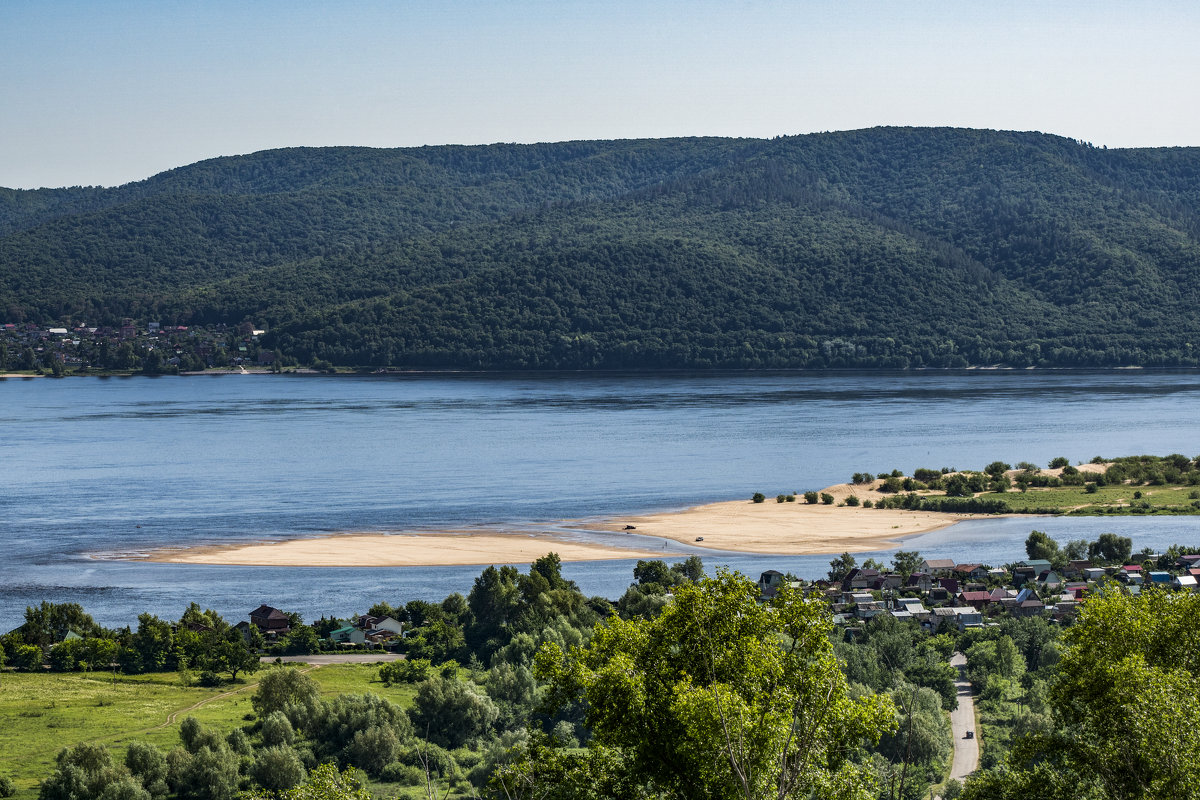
top-left (947, 652), bottom-right (979, 781)
top-left (119, 654), bottom-right (401, 738)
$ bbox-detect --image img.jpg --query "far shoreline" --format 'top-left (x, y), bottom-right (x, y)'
top-left (12, 366), bottom-right (1200, 382)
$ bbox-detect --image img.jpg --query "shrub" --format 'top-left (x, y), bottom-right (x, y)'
top-left (776, 494), bottom-right (786, 503)
top-left (0, 777), bottom-right (14, 799)
top-left (551, 720), bottom-right (579, 748)
top-left (343, 725), bottom-right (401, 776)
top-left (804, 491), bottom-right (819, 504)
top-left (408, 677), bottom-right (499, 749)
top-left (752, 493), bottom-right (765, 504)
top-left (226, 728), bottom-right (252, 756)
top-left (785, 494), bottom-right (795, 502)
top-left (845, 495), bottom-right (860, 507)
top-left (820, 493), bottom-right (834, 505)
top-left (251, 746), bottom-right (306, 792)
top-left (252, 666), bottom-right (322, 724)
top-left (12, 644), bottom-right (43, 672)
top-left (862, 500), bottom-right (873, 508)
top-left (261, 711), bottom-right (295, 747)
top-left (878, 476), bottom-right (903, 493)
top-left (379, 763), bottom-right (423, 785)
top-left (393, 742), bottom-right (457, 779)
top-left (380, 658), bottom-right (433, 685)
top-left (1049, 456), bottom-right (1070, 469)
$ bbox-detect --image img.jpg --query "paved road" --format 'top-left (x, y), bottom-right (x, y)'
top-left (948, 652), bottom-right (979, 781)
top-left (261, 653), bottom-right (405, 665)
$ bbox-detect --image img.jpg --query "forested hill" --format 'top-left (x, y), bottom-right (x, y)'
top-left (4, 127), bottom-right (1200, 369)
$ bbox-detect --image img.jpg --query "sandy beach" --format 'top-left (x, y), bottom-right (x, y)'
top-left (144, 478), bottom-right (974, 566)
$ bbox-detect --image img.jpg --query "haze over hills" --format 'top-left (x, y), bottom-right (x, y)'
top-left (3, 127), bottom-right (1200, 369)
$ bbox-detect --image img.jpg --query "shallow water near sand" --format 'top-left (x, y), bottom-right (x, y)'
top-left (2, 370), bottom-right (1199, 628)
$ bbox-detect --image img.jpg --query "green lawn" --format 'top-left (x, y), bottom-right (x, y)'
top-left (0, 663), bottom-right (410, 798)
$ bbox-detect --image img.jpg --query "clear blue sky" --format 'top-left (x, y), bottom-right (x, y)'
top-left (3, 0), bottom-right (1197, 188)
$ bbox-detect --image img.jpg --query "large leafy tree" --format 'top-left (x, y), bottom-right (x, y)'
top-left (18, 602), bottom-right (103, 648)
top-left (964, 588), bottom-right (1200, 800)
top-left (533, 570), bottom-right (895, 800)
top-left (1023, 530), bottom-right (1060, 562)
top-left (1048, 588), bottom-right (1200, 798)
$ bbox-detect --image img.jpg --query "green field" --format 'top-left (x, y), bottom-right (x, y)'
top-left (0, 663), bottom-right (411, 799)
top-left (885, 481), bottom-right (1200, 516)
top-left (981, 483), bottom-right (1200, 515)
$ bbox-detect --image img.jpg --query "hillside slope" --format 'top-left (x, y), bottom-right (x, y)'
top-left (3, 128), bottom-right (1199, 368)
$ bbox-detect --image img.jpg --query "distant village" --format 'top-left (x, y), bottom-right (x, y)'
top-left (0, 319), bottom-right (284, 374)
top-left (762, 550), bottom-right (1200, 635)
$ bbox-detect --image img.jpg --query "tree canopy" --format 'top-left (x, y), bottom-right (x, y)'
top-left (531, 570), bottom-right (896, 800)
top-left (964, 588), bottom-right (1200, 800)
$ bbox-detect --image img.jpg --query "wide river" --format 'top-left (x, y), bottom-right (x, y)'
top-left (2, 370), bottom-right (1199, 629)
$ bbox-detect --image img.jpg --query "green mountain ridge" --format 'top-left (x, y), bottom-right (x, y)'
top-left (3, 127), bottom-right (1200, 368)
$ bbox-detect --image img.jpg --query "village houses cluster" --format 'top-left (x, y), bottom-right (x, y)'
top-left (757, 552), bottom-right (1200, 633)
top-left (240, 604), bottom-right (404, 650)
top-left (0, 320), bottom-right (276, 372)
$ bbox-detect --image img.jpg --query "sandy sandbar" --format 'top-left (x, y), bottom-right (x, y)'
top-left (145, 531), bottom-right (664, 567)
top-left (586, 481), bottom-right (973, 555)
top-left (140, 478), bottom-right (976, 566)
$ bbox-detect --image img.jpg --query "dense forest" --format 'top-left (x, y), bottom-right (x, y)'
top-left (5, 128), bottom-right (1200, 369)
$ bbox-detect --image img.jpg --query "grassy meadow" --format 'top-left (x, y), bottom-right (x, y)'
top-left (0, 663), bottom-right (411, 799)
top-left (982, 482), bottom-right (1200, 514)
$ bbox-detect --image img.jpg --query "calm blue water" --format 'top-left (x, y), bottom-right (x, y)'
top-left (2, 371), bottom-right (1199, 629)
